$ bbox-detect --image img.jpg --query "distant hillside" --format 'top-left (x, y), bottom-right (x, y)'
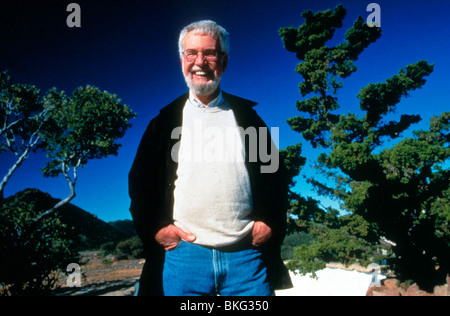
top-left (2, 188), bottom-right (131, 250)
top-left (108, 219), bottom-right (137, 238)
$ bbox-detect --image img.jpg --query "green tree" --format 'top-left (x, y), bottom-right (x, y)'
top-left (280, 5), bottom-right (449, 290)
top-left (0, 71), bottom-right (52, 200)
top-left (0, 190), bottom-right (79, 295)
top-left (0, 75), bottom-right (136, 295)
top-left (36, 85), bottom-right (136, 221)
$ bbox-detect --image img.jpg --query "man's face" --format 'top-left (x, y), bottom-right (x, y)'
top-left (181, 32), bottom-right (227, 97)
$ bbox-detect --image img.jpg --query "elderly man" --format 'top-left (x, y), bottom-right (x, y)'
top-left (129, 20), bottom-right (292, 296)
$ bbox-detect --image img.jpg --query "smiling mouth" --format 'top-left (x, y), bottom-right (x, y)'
top-left (192, 70), bottom-right (212, 77)
top-left (191, 71), bottom-right (214, 84)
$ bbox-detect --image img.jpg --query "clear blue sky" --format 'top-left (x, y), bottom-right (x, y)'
top-left (1, 0), bottom-right (449, 222)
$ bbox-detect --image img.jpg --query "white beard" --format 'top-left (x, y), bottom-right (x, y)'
top-left (186, 77), bottom-right (220, 96)
top-left (184, 69), bottom-right (222, 96)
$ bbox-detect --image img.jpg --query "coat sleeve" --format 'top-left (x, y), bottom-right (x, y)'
top-left (128, 116), bottom-right (162, 254)
top-left (255, 133), bottom-right (289, 246)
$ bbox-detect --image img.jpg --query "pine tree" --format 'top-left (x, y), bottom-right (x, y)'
top-left (280, 5), bottom-right (449, 290)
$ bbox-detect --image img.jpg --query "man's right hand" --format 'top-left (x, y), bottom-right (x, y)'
top-left (155, 224), bottom-right (196, 251)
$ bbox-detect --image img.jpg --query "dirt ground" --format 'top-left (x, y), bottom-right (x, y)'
top-left (52, 251), bottom-right (144, 296)
top-left (52, 253), bottom-right (448, 296)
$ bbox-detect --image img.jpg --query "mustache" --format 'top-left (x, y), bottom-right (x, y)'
top-left (190, 66), bottom-right (214, 73)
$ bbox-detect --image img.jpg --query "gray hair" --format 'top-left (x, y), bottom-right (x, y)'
top-left (178, 20), bottom-right (230, 57)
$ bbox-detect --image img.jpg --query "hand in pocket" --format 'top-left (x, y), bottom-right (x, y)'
top-left (155, 224), bottom-right (196, 251)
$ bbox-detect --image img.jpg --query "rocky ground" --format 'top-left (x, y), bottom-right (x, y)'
top-left (366, 276), bottom-right (450, 296)
top-left (51, 253), bottom-right (449, 296)
top-left (52, 251), bottom-right (144, 296)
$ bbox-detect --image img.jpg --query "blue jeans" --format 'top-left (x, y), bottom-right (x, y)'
top-left (163, 240), bottom-right (273, 296)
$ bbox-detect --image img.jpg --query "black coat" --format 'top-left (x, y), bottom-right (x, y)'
top-left (128, 92), bottom-right (293, 295)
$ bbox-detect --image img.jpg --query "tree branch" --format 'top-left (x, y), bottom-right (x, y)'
top-left (32, 158), bottom-right (80, 224)
top-left (0, 145), bottom-right (32, 200)
top-left (0, 106), bottom-right (52, 200)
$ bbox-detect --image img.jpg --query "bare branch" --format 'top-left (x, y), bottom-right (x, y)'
top-left (31, 158), bottom-right (81, 224)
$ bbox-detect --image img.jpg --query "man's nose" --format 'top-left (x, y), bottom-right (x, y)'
top-left (194, 52), bottom-right (208, 66)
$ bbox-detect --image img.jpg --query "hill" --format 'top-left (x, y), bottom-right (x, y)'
top-left (108, 219), bottom-right (136, 237)
top-left (2, 188), bottom-right (134, 250)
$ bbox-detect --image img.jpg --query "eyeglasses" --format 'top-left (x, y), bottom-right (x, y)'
top-left (182, 49), bottom-right (222, 62)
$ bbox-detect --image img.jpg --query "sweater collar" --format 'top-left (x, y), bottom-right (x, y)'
top-left (188, 90), bottom-right (224, 108)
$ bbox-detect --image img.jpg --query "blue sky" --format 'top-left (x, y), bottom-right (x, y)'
top-left (1, 0), bottom-right (449, 222)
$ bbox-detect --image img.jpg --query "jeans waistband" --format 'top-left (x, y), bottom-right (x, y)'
top-left (200, 233), bottom-right (254, 253)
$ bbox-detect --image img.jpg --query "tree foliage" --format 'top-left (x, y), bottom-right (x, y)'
top-left (280, 5), bottom-right (449, 290)
top-left (0, 71), bottom-right (51, 199)
top-left (0, 190), bottom-right (79, 295)
top-left (36, 85), bottom-right (136, 219)
top-left (0, 73), bottom-right (136, 295)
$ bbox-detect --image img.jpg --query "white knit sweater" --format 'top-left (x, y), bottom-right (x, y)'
top-left (172, 93), bottom-right (254, 247)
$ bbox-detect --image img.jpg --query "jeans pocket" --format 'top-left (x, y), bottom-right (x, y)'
top-left (167, 240), bottom-right (185, 252)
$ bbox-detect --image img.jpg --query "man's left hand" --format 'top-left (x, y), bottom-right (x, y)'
top-left (251, 221), bottom-right (272, 247)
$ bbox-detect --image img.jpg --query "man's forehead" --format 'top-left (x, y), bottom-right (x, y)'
top-left (184, 32), bottom-right (219, 48)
